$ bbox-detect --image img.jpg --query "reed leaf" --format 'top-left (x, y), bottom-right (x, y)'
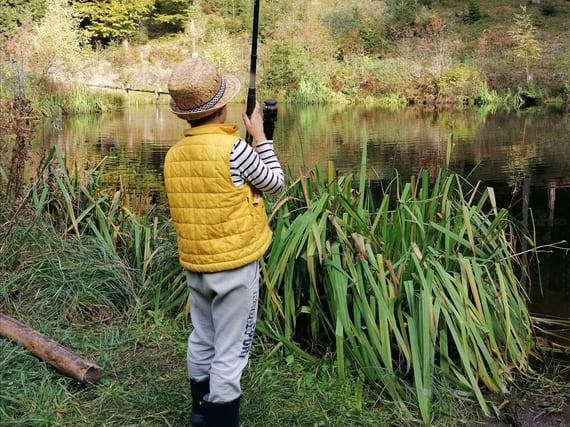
top-left (262, 160), bottom-right (536, 423)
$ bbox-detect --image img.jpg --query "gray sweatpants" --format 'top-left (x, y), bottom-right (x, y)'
top-left (185, 260), bottom-right (259, 403)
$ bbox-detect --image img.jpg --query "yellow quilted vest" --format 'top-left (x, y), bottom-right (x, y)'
top-left (163, 123), bottom-right (272, 272)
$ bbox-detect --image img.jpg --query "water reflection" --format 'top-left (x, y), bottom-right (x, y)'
top-left (35, 103), bottom-right (570, 323)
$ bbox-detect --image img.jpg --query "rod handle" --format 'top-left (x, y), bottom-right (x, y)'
top-left (263, 99), bottom-right (278, 141)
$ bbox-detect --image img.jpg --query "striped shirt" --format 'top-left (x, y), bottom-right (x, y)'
top-left (230, 139), bottom-right (284, 195)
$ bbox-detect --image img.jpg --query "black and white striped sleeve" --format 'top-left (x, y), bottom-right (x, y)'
top-left (230, 139), bottom-right (284, 195)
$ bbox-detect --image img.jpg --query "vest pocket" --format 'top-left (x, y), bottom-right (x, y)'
top-left (250, 196), bottom-right (269, 235)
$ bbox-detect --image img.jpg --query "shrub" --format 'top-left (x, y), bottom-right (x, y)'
top-left (390, 0), bottom-right (421, 25)
top-left (0, 0), bottom-right (47, 39)
top-left (286, 76), bottom-right (335, 104)
top-left (263, 43), bottom-right (299, 92)
top-left (321, 1), bottom-right (388, 56)
top-left (437, 65), bottom-right (483, 104)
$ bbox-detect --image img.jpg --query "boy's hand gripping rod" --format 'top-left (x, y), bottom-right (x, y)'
top-left (245, 0), bottom-right (278, 143)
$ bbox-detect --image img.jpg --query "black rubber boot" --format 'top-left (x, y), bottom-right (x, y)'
top-left (189, 379), bottom-right (210, 426)
top-left (203, 396), bottom-right (240, 427)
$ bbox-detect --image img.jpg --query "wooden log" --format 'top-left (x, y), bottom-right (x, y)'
top-left (0, 313), bottom-right (102, 383)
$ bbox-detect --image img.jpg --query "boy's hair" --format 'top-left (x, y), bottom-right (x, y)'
top-left (188, 109), bottom-right (219, 127)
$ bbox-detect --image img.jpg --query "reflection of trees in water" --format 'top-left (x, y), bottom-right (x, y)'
top-left (277, 106), bottom-right (570, 190)
top-left (34, 103), bottom-right (570, 199)
top-left (35, 106), bottom-right (186, 199)
top-left (36, 104), bottom-right (570, 192)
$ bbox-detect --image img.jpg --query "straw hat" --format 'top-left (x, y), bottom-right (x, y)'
top-left (168, 55), bottom-right (241, 120)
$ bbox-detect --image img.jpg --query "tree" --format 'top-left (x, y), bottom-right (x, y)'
top-left (390, 0), bottom-right (421, 26)
top-left (146, 0), bottom-right (190, 37)
top-left (31, 0), bottom-right (86, 79)
top-left (0, 0), bottom-right (47, 39)
top-left (508, 5), bottom-right (542, 82)
top-left (72, 0), bottom-right (154, 45)
top-left (466, 0), bottom-right (481, 24)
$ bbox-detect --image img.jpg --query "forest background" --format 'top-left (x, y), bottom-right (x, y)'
top-left (1, 0), bottom-right (570, 111)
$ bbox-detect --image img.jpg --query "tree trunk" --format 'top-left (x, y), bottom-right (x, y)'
top-left (0, 313), bottom-right (102, 383)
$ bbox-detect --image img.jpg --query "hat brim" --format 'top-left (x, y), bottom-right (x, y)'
top-left (169, 74), bottom-right (241, 120)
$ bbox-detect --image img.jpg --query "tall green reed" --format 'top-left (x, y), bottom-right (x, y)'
top-left (260, 138), bottom-right (536, 424)
top-left (32, 86), bottom-right (123, 117)
top-left (1, 146), bottom-right (186, 323)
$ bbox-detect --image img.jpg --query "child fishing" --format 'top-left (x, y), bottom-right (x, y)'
top-left (163, 54), bottom-right (284, 426)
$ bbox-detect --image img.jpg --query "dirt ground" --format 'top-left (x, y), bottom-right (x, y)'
top-left (482, 378), bottom-right (570, 427)
top-left (504, 401), bottom-right (570, 427)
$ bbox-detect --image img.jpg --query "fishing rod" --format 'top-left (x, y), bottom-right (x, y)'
top-left (245, 0), bottom-right (260, 144)
top-left (245, 0), bottom-right (278, 143)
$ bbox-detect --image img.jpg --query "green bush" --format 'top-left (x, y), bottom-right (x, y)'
top-left (359, 21), bottom-right (386, 56)
top-left (390, 0), bottom-right (421, 25)
top-left (550, 82), bottom-right (570, 104)
top-left (322, 1), bottom-right (388, 56)
top-left (286, 76), bottom-right (335, 104)
top-left (0, 0), bottom-right (47, 39)
top-left (263, 43), bottom-right (300, 92)
top-left (30, 0), bottom-right (87, 80)
top-left (438, 65), bottom-right (483, 104)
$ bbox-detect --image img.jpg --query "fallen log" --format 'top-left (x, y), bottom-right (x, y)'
top-left (0, 313), bottom-right (102, 383)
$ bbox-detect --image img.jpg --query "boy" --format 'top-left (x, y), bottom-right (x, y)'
top-left (163, 55), bottom-right (284, 426)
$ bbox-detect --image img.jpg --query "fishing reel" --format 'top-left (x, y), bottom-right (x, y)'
top-left (262, 99), bottom-right (278, 141)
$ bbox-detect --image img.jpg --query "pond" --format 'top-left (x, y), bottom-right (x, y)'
top-left (34, 103), bottom-right (570, 337)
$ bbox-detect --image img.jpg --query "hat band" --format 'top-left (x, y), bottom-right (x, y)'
top-left (177, 77), bottom-right (227, 114)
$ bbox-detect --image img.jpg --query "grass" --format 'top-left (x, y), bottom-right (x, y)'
top-left (1, 224), bottom-right (138, 322)
top-left (0, 304), bottom-right (490, 427)
top-left (0, 313), bottom-right (566, 426)
top-left (0, 317), bottom-right (190, 426)
top-left (0, 214), bottom-right (406, 426)
top-left (0, 315), bottom-right (403, 426)
top-left (31, 85), bottom-right (125, 117)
